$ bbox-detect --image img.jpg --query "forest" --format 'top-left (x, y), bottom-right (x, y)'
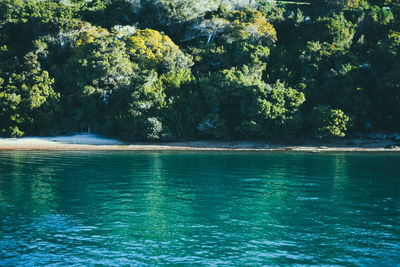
top-left (0, 0), bottom-right (399, 140)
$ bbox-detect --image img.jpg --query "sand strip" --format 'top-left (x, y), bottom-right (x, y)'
top-left (0, 134), bottom-right (400, 152)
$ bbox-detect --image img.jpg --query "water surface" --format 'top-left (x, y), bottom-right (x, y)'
top-left (0, 151), bottom-right (399, 265)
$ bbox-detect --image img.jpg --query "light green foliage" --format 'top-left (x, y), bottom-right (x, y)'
top-left (189, 8), bottom-right (277, 45)
top-left (309, 0), bottom-right (366, 8)
top-left (367, 5), bottom-right (394, 25)
top-left (140, 0), bottom-right (220, 27)
top-left (299, 41), bottom-right (334, 66)
top-left (189, 8), bottom-right (275, 74)
top-left (380, 31), bottom-right (400, 55)
top-left (257, 81), bottom-right (305, 136)
top-left (138, 0), bottom-right (257, 30)
top-left (298, 41), bottom-right (335, 84)
top-left (224, 10), bottom-right (277, 45)
top-left (316, 13), bottom-right (355, 50)
top-left (342, 0), bottom-right (367, 8)
top-left (0, 85), bottom-right (23, 137)
top-left (257, 1), bottom-right (285, 23)
top-left (310, 105), bottom-right (350, 137)
top-left (0, 0), bottom-right (24, 22)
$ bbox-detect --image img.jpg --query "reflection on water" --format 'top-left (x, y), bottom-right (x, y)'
top-left (0, 151), bottom-right (399, 265)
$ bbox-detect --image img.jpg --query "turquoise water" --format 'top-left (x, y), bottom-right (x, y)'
top-left (0, 151), bottom-right (399, 265)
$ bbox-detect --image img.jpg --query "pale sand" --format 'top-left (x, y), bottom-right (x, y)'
top-left (0, 134), bottom-right (399, 151)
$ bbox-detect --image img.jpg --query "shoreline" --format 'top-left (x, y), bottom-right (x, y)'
top-left (0, 134), bottom-right (399, 152)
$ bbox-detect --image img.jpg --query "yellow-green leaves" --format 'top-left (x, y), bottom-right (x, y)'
top-left (125, 29), bottom-right (193, 72)
top-left (227, 11), bottom-right (277, 45)
top-left (75, 23), bottom-right (110, 47)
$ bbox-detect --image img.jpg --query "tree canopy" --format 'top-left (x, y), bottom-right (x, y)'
top-left (0, 0), bottom-right (399, 139)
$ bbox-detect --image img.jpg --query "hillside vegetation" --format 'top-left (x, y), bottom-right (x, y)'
top-left (0, 0), bottom-right (399, 140)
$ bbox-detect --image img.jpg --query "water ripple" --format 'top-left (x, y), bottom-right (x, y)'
top-left (0, 151), bottom-right (399, 265)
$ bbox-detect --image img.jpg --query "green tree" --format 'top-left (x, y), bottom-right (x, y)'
top-left (58, 23), bottom-right (135, 132)
top-left (316, 13), bottom-right (355, 50)
top-left (124, 29), bottom-right (193, 73)
top-left (310, 105), bottom-right (350, 137)
top-left (198, 64), bottom-right (305, 138)
top-left (0, 51), bottom-right (60, 137)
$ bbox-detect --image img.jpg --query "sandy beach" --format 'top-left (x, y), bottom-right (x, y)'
top-left (0, 134), bottom-right (399, 151)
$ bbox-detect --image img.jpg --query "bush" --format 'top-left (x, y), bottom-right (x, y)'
top-left (310, 105), bottom-right (350, 137)
top-left (144, 117), bottom-right (163, 140)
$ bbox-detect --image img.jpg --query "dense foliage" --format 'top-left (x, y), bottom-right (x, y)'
top-left (0, 0), bottom-right (399, 139)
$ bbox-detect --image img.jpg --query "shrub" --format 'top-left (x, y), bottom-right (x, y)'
top-left (310, 105), bottom-right (350, 137)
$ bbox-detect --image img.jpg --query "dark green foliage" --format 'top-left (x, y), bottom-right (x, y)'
top-left (315, 13), bottom-right (355, 50)
top-left (0, 0), bottom-right (399, 140)
top-left (197, 65), bottom-right (304, 138)
top-left (0, 48), bottom-right (60, 136)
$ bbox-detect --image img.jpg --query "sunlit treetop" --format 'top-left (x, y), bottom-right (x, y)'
top-left (189, 8), bottom-right (277, 46)
top-left (75, 23), bottom-right (110, 46)
top-left (125, 29), bottom-right (193, 72)
top-left (227, 10), bottom-right (277, 45)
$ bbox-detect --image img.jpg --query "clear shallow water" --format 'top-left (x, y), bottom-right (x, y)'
top-left (0, 151), bottom-right (399, 266)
